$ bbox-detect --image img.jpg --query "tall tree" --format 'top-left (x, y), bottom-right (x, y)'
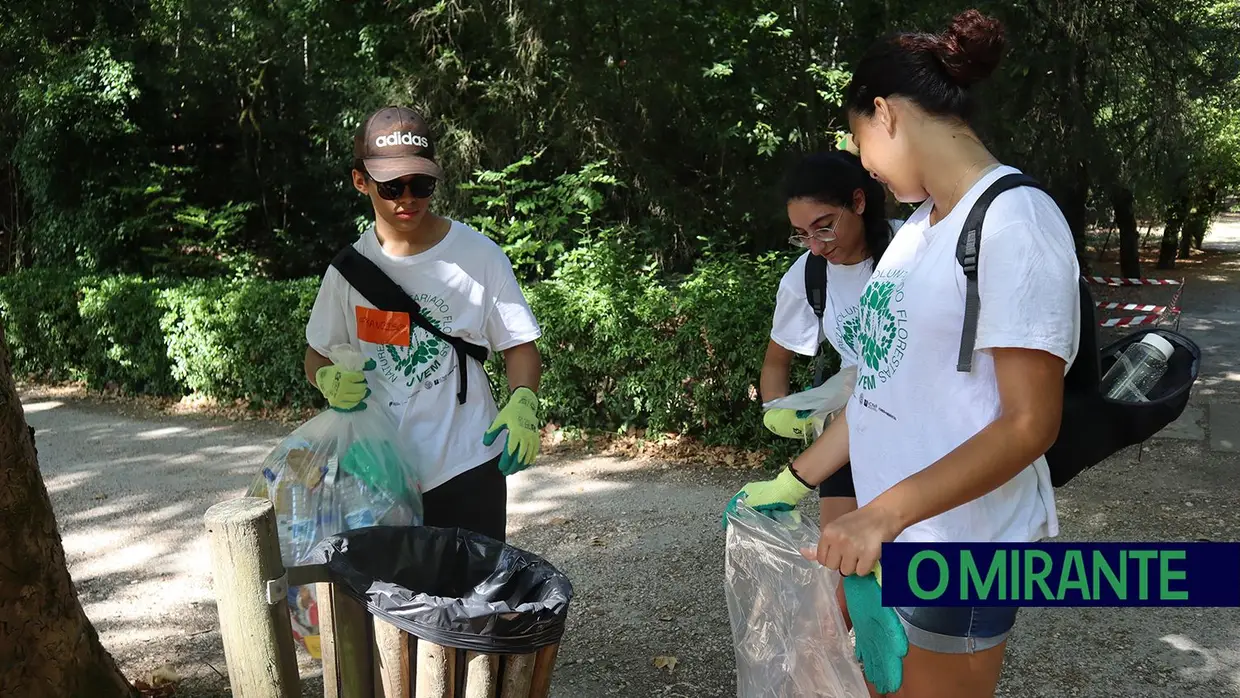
top-left (0, 319), bottom-right (137, 698)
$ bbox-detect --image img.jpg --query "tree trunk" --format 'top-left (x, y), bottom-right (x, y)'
top-left (1193, 188), bottom-right (1219, 250)
top-left (1157, 197), bottom-right (1188, 270)
top-left (1112, 186), bottom-right (1141, 279)
top-left (0, 319), bottom-right (137, 698)
top-left (1181, 208), bottom-right (1206, 259)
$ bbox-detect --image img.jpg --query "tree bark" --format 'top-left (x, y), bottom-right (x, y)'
top-left (1157, 197), bottom-right (1189, 270)
top-left (1181, 207), bottom-right (1206, 259)
top-left (1193, 188), bottom-right (1219, 250)
top-left (1112, 186), bottom-right (1142, 279)
top-left (0, 319), bottom-right (137, 698)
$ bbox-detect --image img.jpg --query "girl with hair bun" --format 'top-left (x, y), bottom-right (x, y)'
top-left (734, 10), bottom-right (1081, 696)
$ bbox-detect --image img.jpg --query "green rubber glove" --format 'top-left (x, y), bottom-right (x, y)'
top-left (842, 563), bottom-right (908, 695)
top-left (316, 359), bottom-right (375, 412)
top-left (763, 408), bottom-right (814, 440)
top-left (483, 386), bottom-right (540, 476)
top-left (722, 467), bottom-right (813, 529)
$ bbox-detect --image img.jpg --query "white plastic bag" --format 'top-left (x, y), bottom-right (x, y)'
top-left (762, 365), bottom-right (858, 438)
top-left (246, 345), bottom-right (424, 658)
top-left (724, 504), bottom-right (869, 698)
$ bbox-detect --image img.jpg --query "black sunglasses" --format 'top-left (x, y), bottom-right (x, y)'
top-left (371, 174), bottom-right (437, 200)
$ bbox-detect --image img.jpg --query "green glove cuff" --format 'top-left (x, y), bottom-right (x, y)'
top-left (511, 386), bottom-right (539, 415)
top-left (769, 466), bottom-right (814, 501)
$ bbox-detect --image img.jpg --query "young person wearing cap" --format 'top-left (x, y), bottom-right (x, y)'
top-left (302, 105), bottom-right (544, 542)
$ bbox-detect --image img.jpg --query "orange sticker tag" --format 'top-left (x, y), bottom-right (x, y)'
top-left (355, 306), bottom-right (410, 347)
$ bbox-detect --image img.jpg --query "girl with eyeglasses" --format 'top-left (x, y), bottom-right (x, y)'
top-left (730, 150), bottom-right (904, 532)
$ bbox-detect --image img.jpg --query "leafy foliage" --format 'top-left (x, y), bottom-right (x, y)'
top-left (0, 247), bottom-right (818, 458)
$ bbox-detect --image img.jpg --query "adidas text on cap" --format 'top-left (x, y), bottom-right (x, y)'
top-left (353, 106), bottom-right (445, 182)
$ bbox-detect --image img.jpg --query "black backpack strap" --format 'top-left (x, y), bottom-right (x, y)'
top-left (804, 254), bottom-right (829, 387)
top-left (955, 173), bottom-right (1047, 372)
top-left (330, 246), bottom-right (489, 405)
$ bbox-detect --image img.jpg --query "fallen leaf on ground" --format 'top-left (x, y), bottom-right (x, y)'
top-left (652, 655), bottom-right (678, 673)
top-left (133, 664), bottom-right (181, 696)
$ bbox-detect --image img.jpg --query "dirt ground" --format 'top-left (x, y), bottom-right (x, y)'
top-left (17, 216), bottom-right (1240, 697)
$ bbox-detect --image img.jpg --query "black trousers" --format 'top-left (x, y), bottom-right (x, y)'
top-left (818, 461), bottom-right (856, 498)
top-left (422, 455), bottom-right (508, 542)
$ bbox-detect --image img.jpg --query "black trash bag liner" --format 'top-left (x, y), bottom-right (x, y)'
top-left (302, 525), bottom-right (573, 654)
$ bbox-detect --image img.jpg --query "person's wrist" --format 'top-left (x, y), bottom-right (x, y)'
top-left (869, 485), bottom-right (914, 536)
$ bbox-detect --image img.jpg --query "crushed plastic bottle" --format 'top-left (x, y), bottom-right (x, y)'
top-left (1101, 333), bottom-right (1175, 403)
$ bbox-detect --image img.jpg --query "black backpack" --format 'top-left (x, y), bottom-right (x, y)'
top-left (955, 173), bottom-right (1202, 487)
top-left (329, 246), bottom-right (490, 405)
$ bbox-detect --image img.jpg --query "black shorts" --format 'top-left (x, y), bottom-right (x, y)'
top-left (421, 455), bottom-right (508, 542)
top-left (818, 461), bottom-right (856, 499)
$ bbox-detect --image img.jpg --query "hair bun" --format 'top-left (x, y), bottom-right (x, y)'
top-left (936, 10), bottom-right (1005, 87)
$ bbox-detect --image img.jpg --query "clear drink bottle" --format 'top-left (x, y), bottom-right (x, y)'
top-left (1100, 333), bottom-right (1175, 403)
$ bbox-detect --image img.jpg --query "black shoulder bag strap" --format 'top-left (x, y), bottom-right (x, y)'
top-left (955, 173), bottom-right (1047, 372)
top-left (804, 253), bottom-right (829, 387)
top-left (330, 246), bottom-right (490, 405)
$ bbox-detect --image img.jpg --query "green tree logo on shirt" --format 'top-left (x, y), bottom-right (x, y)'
top-left (858, 282), bottom-right (897, 369)
top-left (855, 273), bottom-right (908, 391)
top-left (837, 311), bottom-right (860, 361)
top-left (375, 301), bottom-right (455, 389)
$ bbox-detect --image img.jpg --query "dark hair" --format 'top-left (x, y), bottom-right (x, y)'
top-left (845, 9), bottom-right (1006, 122)
top-left (782, 150), bottom-right (892, 263)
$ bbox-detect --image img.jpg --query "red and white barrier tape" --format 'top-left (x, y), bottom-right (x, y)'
top-left (1087, 276), bottom-right (1182, 286)
top-left (1095, 302), bottom-right (1175, 313)
top-left (1099, 313), bottom-right (1176, 328)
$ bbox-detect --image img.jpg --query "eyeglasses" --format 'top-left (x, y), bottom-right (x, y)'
top-left (788, 223), bottom-right (837, 248)
top-left (372, 174), bottom-right (437, 200)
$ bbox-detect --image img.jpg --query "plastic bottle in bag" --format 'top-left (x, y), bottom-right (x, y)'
top-left (338, 475), bottom-right (390, 530)
top-left (1101, 333), bottom-right (1174, 403)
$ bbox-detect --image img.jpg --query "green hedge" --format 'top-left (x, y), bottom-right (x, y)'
top-left (0, 243), bottom-right (834, 453)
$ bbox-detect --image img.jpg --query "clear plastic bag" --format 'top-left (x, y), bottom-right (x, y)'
top-left (762, 365), bottom-right (858, 438)
top-left (724, 504), bottom-right (870, 698)
top-left (246, 344), bottom-right (424, 657)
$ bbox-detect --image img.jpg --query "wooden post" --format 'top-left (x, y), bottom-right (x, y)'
top-left (499, 653), bottom-right (536, 698)
top-left (415, 640), bottom-right (456, 698)
top-left (462, 651), bottom-right (499, 698)
top-left (374, 617), bottom-right (413, 698)
top-left (204, 497), bottom-right (300, 698)
top-left (528, 644), bottom-right (560, 698)
top-left (319, 582), bottom-right (375, 698)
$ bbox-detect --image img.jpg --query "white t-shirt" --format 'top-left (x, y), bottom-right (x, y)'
top-left (845, 166), bottom-right (1080, 544)
top-left (770, 219), bottom-right (905, 367)
top-left (305, 220), bottom-right (542, 491)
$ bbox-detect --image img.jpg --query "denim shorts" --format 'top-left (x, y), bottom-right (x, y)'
top-left (893, 605), bottom-right (1019, 654)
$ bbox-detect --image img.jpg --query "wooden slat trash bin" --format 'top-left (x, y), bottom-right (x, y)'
top-left (291, 524), bottom-right (574, 698)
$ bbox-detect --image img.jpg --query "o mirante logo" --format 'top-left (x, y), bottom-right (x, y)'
top-left (878, 542), bottom-right (1240, 608)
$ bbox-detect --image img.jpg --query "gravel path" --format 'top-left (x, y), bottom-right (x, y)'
top-left (19, 216), bottom-right (1240, 697)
